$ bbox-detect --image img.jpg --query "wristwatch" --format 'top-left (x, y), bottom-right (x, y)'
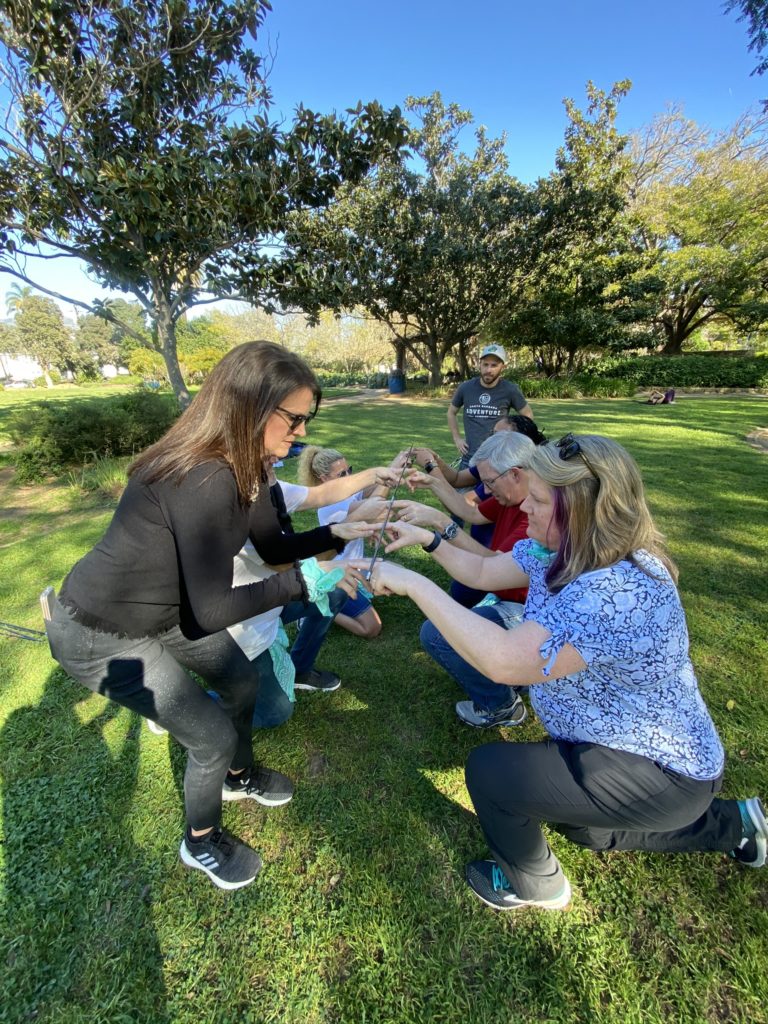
top-left (424, 460), bottom-right (437, 474)
top-left (422, 531), bottom-right (442, 553)
top-left (441, 522), bottom-right (459, 541)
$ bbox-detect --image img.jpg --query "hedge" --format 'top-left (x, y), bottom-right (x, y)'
top-left (581, 354), bottom-right (768, 389)
top-left (9, 390), bottom-right (179, 482)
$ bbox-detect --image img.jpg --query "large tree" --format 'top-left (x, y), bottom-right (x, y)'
top-left (484, 82), bottom-right (654, 374)
top-left (627, 107), bottom-right (768, 354)
top-left (0, 0), bottom-right (405, 406)
top-left (284, 92), bottom-right (534, 385)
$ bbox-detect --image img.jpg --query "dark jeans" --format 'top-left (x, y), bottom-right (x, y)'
top-left (283, 587), bottom-right (347, 674)
top-left (249, 587), bottom-right (348, 728)
top-left (48, 599), bottom-right (262, 830)
top-left (465, 739), bottom-right (738, 901)
top-left (420, 604), bottom-right (518, 711)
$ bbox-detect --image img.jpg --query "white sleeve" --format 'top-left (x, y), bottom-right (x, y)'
top-left (275, 480), bottom-right (310, 513)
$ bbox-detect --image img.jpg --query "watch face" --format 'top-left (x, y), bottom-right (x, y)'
top-left (443, 522), bottom-right (459, 540)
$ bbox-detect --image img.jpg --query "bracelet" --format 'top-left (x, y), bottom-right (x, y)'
top-left (424, 460), bottom-right (436, 474)
top-left (422, 531), bottom-right (442, 553)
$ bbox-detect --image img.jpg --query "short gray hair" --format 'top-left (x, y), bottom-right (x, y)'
top-left (470, 431), bottom-right (534, 473)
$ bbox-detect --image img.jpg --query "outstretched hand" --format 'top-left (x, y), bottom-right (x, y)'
top-left (383, 520), bottom-right (434, 553)
top-left (348, 558), bottom-right (420, 597)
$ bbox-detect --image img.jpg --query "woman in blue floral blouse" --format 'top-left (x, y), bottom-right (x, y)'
top-left (357, 434), bottom-right (766, 912)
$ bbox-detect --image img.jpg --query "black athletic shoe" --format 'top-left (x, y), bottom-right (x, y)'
top-left (222, 764), bottom-right (294, 806)
top-left (180, 827), bottom-right (262, 890)
top-left (294, 669), bottom-right (341, 692)
top-left (465, 860), bottom-right (571, 911)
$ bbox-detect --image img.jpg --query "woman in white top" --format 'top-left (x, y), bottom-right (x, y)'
top-left (298, 445), bottom-right (386, 639)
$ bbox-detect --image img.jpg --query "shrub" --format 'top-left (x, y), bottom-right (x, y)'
top-left (10, 389), bottom-right (179, 482)
top-left (516, 375), bottom-right (636, 399)
top-left (582, 354), bottom-right (768, 389)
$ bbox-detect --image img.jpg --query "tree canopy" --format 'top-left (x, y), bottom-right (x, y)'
top-left (0, 0), bottom-right (406, 405)
top-left (284, 92), bottom-right (534, 385)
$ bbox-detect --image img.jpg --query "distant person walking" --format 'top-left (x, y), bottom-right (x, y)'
top-left (448, 345), bottom-right (532, 466)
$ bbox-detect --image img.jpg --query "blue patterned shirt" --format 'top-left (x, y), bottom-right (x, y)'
top-left (512, 540), bottom-right (724, 780)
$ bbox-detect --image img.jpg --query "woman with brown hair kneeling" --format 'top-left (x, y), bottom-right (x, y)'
top-left (357, 434), bottom-right (765, 911)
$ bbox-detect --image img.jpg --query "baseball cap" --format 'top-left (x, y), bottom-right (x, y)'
top-left (479, 344), bottom-right (507, 363)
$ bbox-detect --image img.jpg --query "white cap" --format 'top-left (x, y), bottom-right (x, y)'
top-left (479, 344), bottom-right (507, 363)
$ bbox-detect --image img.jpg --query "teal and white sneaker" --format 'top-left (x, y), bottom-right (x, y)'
top-left (465, 860), bottom-right (571, 911)
top-left (732, 797), bottom-right (767, 868)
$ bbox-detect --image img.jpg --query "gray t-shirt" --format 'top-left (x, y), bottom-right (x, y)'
top-left (451, 377), bottom-right (527, 457)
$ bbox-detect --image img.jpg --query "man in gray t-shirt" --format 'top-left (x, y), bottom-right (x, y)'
top-left (448, 344), bottom-right (532, 463)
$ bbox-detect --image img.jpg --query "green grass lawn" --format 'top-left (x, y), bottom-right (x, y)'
top-left (1, 394), bottom-right (767, 1024)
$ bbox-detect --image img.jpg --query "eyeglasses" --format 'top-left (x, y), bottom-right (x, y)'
top-left (481, 466), bottom-right (513, 490)
top-left (275, 404), bottom-right (318, 433)
top-left (336, 467), bottom-right (353, 477)
top-left (555, 434), bottom-right (599, 480)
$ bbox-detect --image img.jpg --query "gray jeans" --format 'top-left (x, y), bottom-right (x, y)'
top-left (48, 599), bottom-right (263, 830)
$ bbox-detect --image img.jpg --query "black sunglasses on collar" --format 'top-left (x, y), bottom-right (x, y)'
top-left (555, 433), bottom-right (599, 481)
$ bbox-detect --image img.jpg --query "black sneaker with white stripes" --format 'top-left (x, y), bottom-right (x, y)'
top-left (222, 764), bottom-right (294, 806)
top-left (294, 669), bottom-right (341, 692)
top-left (180, 827), bottom-right (262, 890)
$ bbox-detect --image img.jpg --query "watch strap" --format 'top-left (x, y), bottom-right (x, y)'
top-left (422, 531), bottom-right (442, 553)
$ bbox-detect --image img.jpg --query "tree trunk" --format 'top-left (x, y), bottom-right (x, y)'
top-left (428, 343), bottom-right (443, 387)
top-left (155, 299), bottom-right (191, 409)
top-left (457, 341), bottom-right (471, 379)
top-left (394, 339), bottom-right (406, 372)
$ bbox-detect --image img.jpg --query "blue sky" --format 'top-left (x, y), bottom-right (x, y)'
top-left (2, 0), bottom-right (765, 316)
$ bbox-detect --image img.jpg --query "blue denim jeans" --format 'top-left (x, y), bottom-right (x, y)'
top-left (420, 603), bottom-right (523, 711)
top-left (250, 587), bottom-right (348, 729)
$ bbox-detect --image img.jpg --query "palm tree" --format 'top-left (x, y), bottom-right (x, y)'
top-left (5, 283), bottom-right (33, 316)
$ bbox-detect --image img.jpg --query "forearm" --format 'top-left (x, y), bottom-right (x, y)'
top-left (403, 574), bottom-right (519, 683)
top-left (447, 406), bottom-right (463, 445)
top-left (299, 468), bottom-right (382, 509)
top-left (429, 536), bottom-right (518, 591)
top-left (430, 477), bottom-right (487, 524)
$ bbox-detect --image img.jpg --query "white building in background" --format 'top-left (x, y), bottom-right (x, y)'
top-left (0, 351), bottom-right (42, 382)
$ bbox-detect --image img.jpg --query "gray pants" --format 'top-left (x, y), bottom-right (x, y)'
top-left (465, 739), bottom-right (738, 900)
top-left (48, 599), bottom-right (263, 830)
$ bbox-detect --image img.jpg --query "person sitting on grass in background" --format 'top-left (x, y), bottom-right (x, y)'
top-left (393, 431), bottom-right (535, 729)
top-left (647, 389), bottom-right (676, 405)
top-left (45, 341), bottom-right (372, 892)
top-left (355, 433), bottom-right (766, 914)
top-left (297, 444), bottom-right (390, 640)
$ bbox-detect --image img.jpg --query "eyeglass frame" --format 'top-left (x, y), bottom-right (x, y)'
top-left (274, 400), bottom-right (319, 433)
top-left (480, 465), bottom-right (516, 491)
top-left (555, 433), bottom-right (599, 480)
top-left (335, 466), bottom-right (353, 477)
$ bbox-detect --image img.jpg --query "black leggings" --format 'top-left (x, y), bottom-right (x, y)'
top-left (466, 739), bottom-right (737, 901)
top-left (48, 599), bottom-right (263, 830)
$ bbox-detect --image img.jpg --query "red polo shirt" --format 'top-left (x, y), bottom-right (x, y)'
top-left (476, 496), bottom-right (529, 603)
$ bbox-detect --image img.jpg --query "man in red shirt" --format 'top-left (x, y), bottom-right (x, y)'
top-left (393, 432), bottom-right (534, 728)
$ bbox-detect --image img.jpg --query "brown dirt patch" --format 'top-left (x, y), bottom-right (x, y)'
top-left (746, 428), bottom-right (768, 453)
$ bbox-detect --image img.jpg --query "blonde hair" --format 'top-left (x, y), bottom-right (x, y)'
top-left (297, 445), bottom-right (345, 486)
top-left (527, 435), bottom-right (677, 591)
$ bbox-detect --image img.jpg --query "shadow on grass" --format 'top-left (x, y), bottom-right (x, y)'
top-left (0, 668), bottom-right (170, 1024)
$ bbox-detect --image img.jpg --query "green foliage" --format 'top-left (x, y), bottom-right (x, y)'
top-left (584, 353), bottom-right (768, 388)
top-left (517, 374), bottom-right (637, 398)
top-left (286, 91), bottom-right (534, 385)
top-left (0, 0), bottom-right (407, 407)
top-left (627, 109), bottom-right (768, 353)
top-left (9, 390), bottom-right (178, 481)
